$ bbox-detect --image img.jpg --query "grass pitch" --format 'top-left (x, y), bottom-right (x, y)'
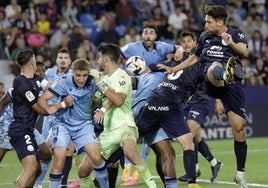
top-left (1, 137), bottom-right (268, 188)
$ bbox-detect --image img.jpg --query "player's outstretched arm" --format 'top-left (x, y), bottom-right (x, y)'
top-left (157, 53), bottom-right (199, 73)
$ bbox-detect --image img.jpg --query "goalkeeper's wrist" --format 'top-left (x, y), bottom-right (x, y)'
top-left (100, 107), bottom-right (107, 113)
top-left (97, 81), bottom-right (109, 94)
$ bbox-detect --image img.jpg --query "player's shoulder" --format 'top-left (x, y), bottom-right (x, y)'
top-left (228, 27), bottom-right (246, 41)
top-left (46, 66), bottom-right (57, 73)
top-left (13, 75), bottom-right (25, 85)
top-left (199, 30), bottom-right (209, 37)
top-left (155, 40), bottom-right (173, 47)
top-left (121, 41), bottom-right (142, 50)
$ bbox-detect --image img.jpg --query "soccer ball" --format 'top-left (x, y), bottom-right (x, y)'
top-left (125, 56), bottom-right (147, 75)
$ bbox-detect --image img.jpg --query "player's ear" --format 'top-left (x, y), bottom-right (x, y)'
top-left (104, 56), bottom-right (109, 63)
top-left (217, 20), bottom-right (224, 27)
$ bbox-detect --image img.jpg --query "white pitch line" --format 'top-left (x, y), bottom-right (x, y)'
top-left (1, 178), bottom-right (268, 188)
top-left (195, 178), bottom-right (268, 188)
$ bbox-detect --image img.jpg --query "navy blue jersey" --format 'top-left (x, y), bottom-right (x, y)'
top-left (186, 81), bottom-right (210, 105)
top-left (8, 74), bottom-right (43, 137)
top-left (149, 62), bottom-right (205, 105)
top-left (195, 28), bottom-right (247, 79)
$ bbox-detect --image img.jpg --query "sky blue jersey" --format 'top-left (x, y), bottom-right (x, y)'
top-left (44, 66), bottom-right (72, 82)
top-left (48, 75), bottom-right (97, 126)
top-left (121, 41), bottom-right (176, 66)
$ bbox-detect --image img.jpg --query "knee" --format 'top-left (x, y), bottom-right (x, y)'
top-left (26, 161), bottom-right (41, 177)
top-left (152, 142), bottom-right (175, 160)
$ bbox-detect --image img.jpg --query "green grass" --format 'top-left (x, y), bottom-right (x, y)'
top-left (1, 137), bottom-right (268, 188)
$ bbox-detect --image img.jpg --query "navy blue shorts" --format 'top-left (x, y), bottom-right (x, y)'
top-left (182, 101), bottom-right (211, 127)
top-left (136, 102), bottom-right (190, 139)
top-left (205, 79), bottom-right (246, 119)
top-left (9, 132), bottom-right (40, 161)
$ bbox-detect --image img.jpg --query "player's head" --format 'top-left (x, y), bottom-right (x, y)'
top-left (16, 48), bottom-right (36, 69)
top-left (179, 31), bottom-right (196, 54)
top-left (96, 43), bottom-right (121, 71)
top-left (142, 23), bottom-right (158, 49)
top-left (36, 61), bottom-right (46, 79)
top-left (204, 5), bottom-right (228, 35)
top-left (71, 58), bottom-right (91, 87)
top-left (56, 48), bottom-right (72, 71)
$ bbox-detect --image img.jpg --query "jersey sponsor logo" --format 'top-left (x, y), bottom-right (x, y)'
top-left (119, 80), bottom-right (126, 86)
top-left (210, 46), bottom-right (222, 51)
top-left (147, 105), bottom-right (169, 111)
top-left (207, 45), bottom-right (224, 57)
top-left (25, 91), bottom-right (35, 102)
top-left (158, 82), bottom-right (178, 90)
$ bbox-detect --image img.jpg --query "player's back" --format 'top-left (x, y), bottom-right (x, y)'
top-left (151, 62), bottom-right (205, 104)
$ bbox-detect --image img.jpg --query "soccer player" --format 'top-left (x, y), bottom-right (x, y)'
top-left (34, 48), bottom-right (74, 188)
top-left (0, 61), bottom-right (50, 164)
top-left (121, 23), bottom-right (184, 67)
top-left (88, 43), bottom-right (157, 188)
top-left (158, 5), bottom-right (249, 188)
top-left (0, 103), bottom-right (51, 163)
top-left (135, 46), bottom-right (207, 188)
top-left (177, 31), bottom-right (222, 182)
top-left (7, 49), bottom-right (68, 188)
top-left (120, 66), bottom-right (166, 186)
top-left (37, 58), bottom-right (109, 188)
top-left (120, 23), bottom-right (181, 186)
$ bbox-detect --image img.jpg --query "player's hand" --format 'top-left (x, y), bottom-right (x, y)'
top-left (221, 32), bottom-right (234, 45)
top-left (63, 95), bottom-right (73, 107)
top-left (156, 64), bottom-right (174, 74)
top-left (93, 109), bottom-right (104, 124)
top-left (89, 69), bottom-right (109, 93)
top-left (46, 106), bottom-right (59, 115)
top-left (89, 69), bottom-right (103, 83)
top-left (215, 99), bottom-right (225, 117)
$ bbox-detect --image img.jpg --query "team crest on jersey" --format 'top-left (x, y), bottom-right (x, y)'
top-left (25, 91), bottom-right (35, 102)
top-left (221, 39), bottom-right (228, 46)
top-left (27, 144), bottom-right (34, 151)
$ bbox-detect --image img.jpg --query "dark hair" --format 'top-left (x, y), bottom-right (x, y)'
top-left (97, 43), bottom-right (121, 63)
top-left (143, 23), bottom-right (158, 34)
top-left (205, 5), bottom-right (228, 23)
top-left (180, 31), bottom-right (196, 41)
top-left (36, 61), bottom-right (45, 66)
top-left (16, 48), bottom-right (34, 67)
top-left (57, 48), bottom-right (70, 54)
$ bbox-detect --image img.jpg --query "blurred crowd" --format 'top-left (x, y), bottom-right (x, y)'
top-left (0, 0), bottom-right (268, 86)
